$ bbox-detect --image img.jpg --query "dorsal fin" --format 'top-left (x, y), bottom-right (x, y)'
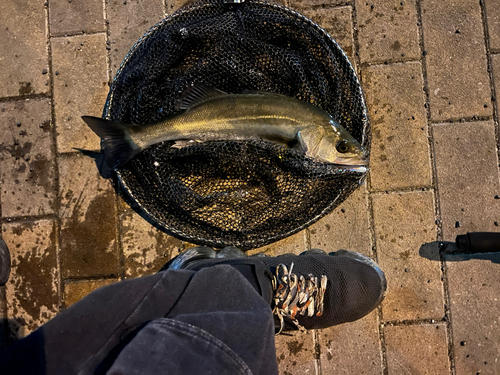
top-left (175, 83), bottom-right (228, 110)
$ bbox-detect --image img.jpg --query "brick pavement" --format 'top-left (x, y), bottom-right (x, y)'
top-left (1, 0), bottom-right (499, 373)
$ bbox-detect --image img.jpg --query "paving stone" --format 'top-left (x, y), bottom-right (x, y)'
top-left (384, 323), bottom-right (449, 374)
top-left (107, 0), bottom-right (164, 77)
top-left (0, 99), bottom-right (56, 218)
top-left (52, 34), bottom-right (109, 153)
top-left (63, 278), bottom-right (119, 307)
top-left (309, 186), bottom-right (371, 256)
top-left (182, 242), bottom-right (201, 250)
top-left (49, 0), bottom-right (105, 36)
top-left (2, 220), bottom-right (59, 337)
top-left (446, 256), bottom-right (500, 375)
top-left (371, 191), bottom-right (443, 321)
top-left (59, 153), bottom-right (120, 278)
top-left (355, 0), bottom-right (420, 64)
top-left (0, 0), bottom-right (48, 98)
top-left (318, 310), bottom-right (382, 374)
top-left (246, 245), bottom-right (273, 257)
top-left (120, 209), bottom-right (183, 278)
top-left (275, 330), bottom-right (316, 375)
top-left (432, 121), bottom-right (500, 241)
top-left (300, 7), bottom-right (356, 67)
top-left (253, 230), bottom-right (307, 256)
top-left (165, 0), bottom-right (193, 13)
top-left (485, 0), bottom-right (500, 51)
top-left (421, 0), bottom-right (491, 121)
top-left (165, 0), bottom-right (218, 14)
top-left (362, 63), bottom-right (432, 191)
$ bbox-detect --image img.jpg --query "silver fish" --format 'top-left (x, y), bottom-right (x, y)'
top-left (82, 85), bottom-right (367, 171)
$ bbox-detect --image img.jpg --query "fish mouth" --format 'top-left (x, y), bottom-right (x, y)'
top-left (332, 156), bottom-right (368, 173)
top-left (334, 156), bottom-right (368, 166)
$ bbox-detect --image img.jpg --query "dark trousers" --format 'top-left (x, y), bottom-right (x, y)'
top-left (0, 265), bottom-right (279, 375)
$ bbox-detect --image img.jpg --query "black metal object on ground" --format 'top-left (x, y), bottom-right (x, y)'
top-left (453, 232), bottom-right (500, 254)
top-left (103, 0), bottom-right (370, 250)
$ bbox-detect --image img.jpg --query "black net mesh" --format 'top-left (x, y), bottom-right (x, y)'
top-left (103, 0), bottom-right (371, 250)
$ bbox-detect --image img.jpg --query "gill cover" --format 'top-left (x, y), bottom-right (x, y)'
top-left (297, 126), bottom-right (325, 155)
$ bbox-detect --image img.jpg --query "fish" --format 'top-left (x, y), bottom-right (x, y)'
top-left (82, 84), bottom-right (368, 171)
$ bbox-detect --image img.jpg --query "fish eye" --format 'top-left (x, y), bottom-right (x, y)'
top-left (336, 141), bottom-right (350, 153)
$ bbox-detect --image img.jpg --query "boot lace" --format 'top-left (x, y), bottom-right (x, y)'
top-left (271, 263), bottom-right (328, 334)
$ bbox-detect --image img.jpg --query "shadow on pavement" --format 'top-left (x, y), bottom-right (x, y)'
top-left (0, 318), bottom-right (26, 350)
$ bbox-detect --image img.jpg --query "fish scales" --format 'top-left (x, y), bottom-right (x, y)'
top-left (131, 93), bottom-right (329, 148)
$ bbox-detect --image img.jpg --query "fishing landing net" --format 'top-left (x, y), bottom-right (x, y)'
top-left (103, 0), bottom-right (371, 250)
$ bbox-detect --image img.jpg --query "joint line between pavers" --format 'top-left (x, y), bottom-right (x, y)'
top-left (359, 57), bottom-right (423, 69)
top-left (415, 0), bottom-right (455, 372)
top-left (114, 189), bottom-right (126, 280)
top-left (312, 329), bottom-right (321, 375)
top-left (45, 0), bottom-right (65, 314)
top-left (62, 274), bottom-right (122, 283)
top-left (351, 1), bottom-right (387, 370)
top-left (350, 0), bottom-right (361, 75)
top-left (0, 93), bottom-right (51, 103)
top-left (479, 0), bottom-right (500, 175)
top-left (366, 193), bottom-right (388, 375)
top-left (429, 115), bottom-right (493, 125)
top-left (305, 227), bottom-right (312, 251)
top-left (1, 214), bottom-right (58, 225)
top-left (162, 0), bottom-right (168, 18)
top-left (102, 0), bottom-right (125, 281)
top-left (376, 306), bottom-right (389, 375)
top-left (369, 186), bottom-right (434, 196)
top-left (382, 317), bottom-right (446, 327)
top-left (50, 30), bottom-right (107, 39)
top-left (290, 2), bottom-right (353, 12)
top-left (102, 0), bottom-right (113, 89)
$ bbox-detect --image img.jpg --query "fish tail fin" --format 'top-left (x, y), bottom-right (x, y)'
top-left (81, 116), bottom-right (142, 170)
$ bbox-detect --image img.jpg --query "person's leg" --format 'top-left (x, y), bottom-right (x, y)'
top-left (0, 264), bottom-right (278, 375)
top-left (0, 268), bottom-right (191, 374)
top-left (0, 245), bottom-right (387, 375)
top-left (105, 264), bottom-right (278, 375)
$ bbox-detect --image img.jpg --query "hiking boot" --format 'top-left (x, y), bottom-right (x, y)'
top-left (161, 246), bottom-right (386, 333)
top-left (0, 238), bottom-right (11, 286)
